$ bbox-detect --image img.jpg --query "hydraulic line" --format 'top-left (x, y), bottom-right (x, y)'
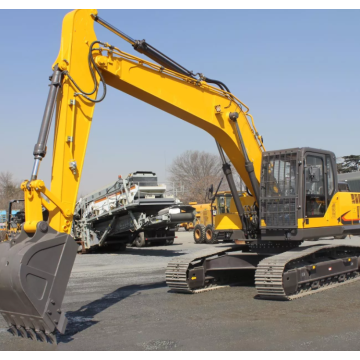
top-left (93, 14), bottom-right (248, 130)
top-left (64, 41), bottom-right (107, 103)
top-left (203, 76), bottom-right (231, 93)
top-left (31, 41), bottom-right (107, 182)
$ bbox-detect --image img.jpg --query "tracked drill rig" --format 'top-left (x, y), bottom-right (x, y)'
top-left (1, 9), bottom-right (360, 343)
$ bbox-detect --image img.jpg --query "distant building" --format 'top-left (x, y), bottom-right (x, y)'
top-left (338, 171), bottom-right (360, 192)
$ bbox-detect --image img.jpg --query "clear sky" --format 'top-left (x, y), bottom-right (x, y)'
top-left (0, 9), bottom-right (359, 195)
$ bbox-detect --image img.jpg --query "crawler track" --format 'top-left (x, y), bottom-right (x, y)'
top-left (255, 244), bottom-right (360, 300)
top-left (166, 246), bottom-right (236, 293)
top-left (167, 243), bottom-right (360, 300)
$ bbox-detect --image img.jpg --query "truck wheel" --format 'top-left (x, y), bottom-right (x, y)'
top-left (334, 235), bottom-right (347, 239)
top-left (193, 224), bottom-right (205, 244)
top-left (134, 232), bottom-right (146, 248)
top-left (166, 238), bottom-right (174, 245)
top-left (205, 225), bottom-right (218, 244)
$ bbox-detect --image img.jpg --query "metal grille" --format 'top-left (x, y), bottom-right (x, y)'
top-left (260, 151), bottom-right (298, 228)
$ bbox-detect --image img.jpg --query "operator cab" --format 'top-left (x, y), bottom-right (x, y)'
top-left (215, 192), bottom-right (232, 214)
top-left (260, 147), bottom-right (339, 235)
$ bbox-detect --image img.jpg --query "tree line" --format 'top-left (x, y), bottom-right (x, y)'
top-left (337, 155), bottom-right (360, 174)
top-left (168, 150), bottom-right (243, 204)
top-left (0, 172), bottom-right (24, 212)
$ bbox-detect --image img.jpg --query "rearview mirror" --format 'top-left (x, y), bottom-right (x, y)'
top-left (208, 184), bottom-right (214, 197)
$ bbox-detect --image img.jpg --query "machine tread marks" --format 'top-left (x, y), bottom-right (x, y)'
top-left (255, 243), bottom-right (360, 300)
top-left (166, 245), bottom-right (236, 293)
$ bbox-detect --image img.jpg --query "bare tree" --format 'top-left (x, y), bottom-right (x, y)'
top-left (0, 172), bottom-right (24, 211)
top-left (168, 150), bottom-right (221, 204)
top-left (168, 150), bottom-right (244, 204)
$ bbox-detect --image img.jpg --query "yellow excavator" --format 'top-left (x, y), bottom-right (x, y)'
top-left (1, 9), bottom-right (360, 343)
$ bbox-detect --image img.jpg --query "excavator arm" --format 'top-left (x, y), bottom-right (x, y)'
top-left (29, 9), bottom-right (264, 236)
top-left (0, 9), bottom-right (264, 342)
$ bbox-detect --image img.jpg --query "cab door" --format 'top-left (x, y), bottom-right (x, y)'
top-left (304, 153), bottom-right (327, 219)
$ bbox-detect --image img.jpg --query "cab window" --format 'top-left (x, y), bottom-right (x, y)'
top-left (326, 155), bottom-right (335, 203)
top-left (217, 196), bottom-right (226, 214)
top-left (338, 182), bottom-right (350, 192)
top-left (305, 155), bottom-right (326, 217)
top-left (225, 196), bottom-right (231, 213)
top-left (216, 195), bottom-right (231, 214)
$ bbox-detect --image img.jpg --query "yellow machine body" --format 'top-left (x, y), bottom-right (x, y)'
top-left (214, 192), bottom-right (256, 231)
top-left (179, 202), bottom-right (213, 230)
top-left (299, 192), bottom-right (360, 229)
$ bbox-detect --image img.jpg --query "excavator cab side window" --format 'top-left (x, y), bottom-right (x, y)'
top-left (225, 195), bottom-right (231, 213)
top-left (305, 155), bottom-right (326, 218)
top-left (326, 155), bottom-right (335, 204)
top-left (216, 195), bottom-right (232, 214)
top-left (217, 195), bottom-right (226, 214)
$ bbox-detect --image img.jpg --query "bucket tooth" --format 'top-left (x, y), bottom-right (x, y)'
top-left (17, 326), bottom-right (28, 338)
top-left (36, 330), bottom-right (47, 342)
top-left (27, 328), bottom-right (37, 341)
top-left (8, 325), bottom-right (18, 336)
top-left (0, 222), bottom-right (78, 342)
top-left (46, 332), bottom-right (57, 344)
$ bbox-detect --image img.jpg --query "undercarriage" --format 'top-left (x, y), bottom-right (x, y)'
top-left (166, 241), bottom-right (360, 299)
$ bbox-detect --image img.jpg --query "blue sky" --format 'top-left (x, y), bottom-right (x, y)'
top-left (0, 10), bottom-right (359, 195)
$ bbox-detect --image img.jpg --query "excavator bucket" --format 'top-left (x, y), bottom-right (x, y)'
top-left (0, 222), bottom-right (78, 343)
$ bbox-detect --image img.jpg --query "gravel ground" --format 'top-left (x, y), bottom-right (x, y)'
top-left (1, 232), bottom-right (360, 351)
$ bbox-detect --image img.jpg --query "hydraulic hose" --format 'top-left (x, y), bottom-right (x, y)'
top-left (64, 41), bottom-right (107, 103)
top-left (203, 76), bottom-right (231, 93)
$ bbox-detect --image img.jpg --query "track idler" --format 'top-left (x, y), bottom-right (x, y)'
top-left (0, 222), bottom-right (78, 343)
